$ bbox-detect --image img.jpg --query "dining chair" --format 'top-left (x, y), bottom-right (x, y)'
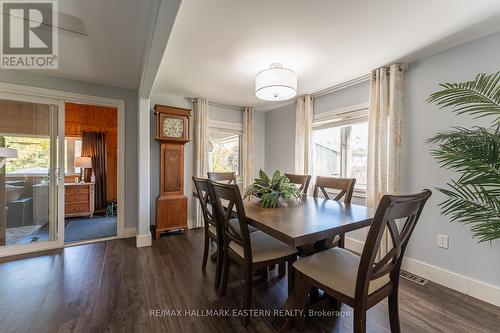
top-left (207, 171), bottom-right (237, 184)
top-left (313, 176), bottom-right (356, 203)
top-left (193, 177), bottom-right (224, 288)
top-left (285, 173), bottom-right (312, 195)
top-left (209, 180), bottom-right (298, 326)
top-left (293, 189), bottom-right (432, 333)
top-left (313, 176), bottom-right (356, 249)
top-left (193, 177), bottom-right (259, 287)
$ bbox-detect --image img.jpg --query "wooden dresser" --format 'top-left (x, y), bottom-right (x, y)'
top-left (64, 183), bottom-right (95, 218)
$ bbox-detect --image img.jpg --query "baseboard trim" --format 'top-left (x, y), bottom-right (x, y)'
top-left (136, 233), bottom-right (152, 248)
top-left (345, 237), bottom-right (500, 308)
top-left (402, 257), bottom-right (500, 308)
top-left (123, 227), bottom-right (136, 238)
top-left (345, 236), bottom-right (364, 254)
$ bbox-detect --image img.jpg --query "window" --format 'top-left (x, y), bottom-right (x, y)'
top-left (3, 136), bottom-right (50, 175)
top-left (65, 137), bottom-right (82, 174)
top-left (312, 112), bottom-right (368, 192)
top-left (208, 128), bottom-right (242, 176)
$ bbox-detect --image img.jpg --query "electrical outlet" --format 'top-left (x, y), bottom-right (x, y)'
top-left (437, 234), bottom-right (449, 249)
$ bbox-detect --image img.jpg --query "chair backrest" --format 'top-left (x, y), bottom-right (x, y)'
top-left (285, 173), bottom-right (312, 194)
top-left (192, 177), bottom-right (219, 234)
top-left (313, 176), bottom-right (356, 203)
top-left (207, 172), bottom-right (237, 184)
top-left (208, 180), bottom-right (252, 261)
top-left (355, 190), bottom-right (432, 300)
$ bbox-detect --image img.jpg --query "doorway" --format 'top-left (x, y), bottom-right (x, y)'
top-left (62, 102), bottom-right (118, 243)
top-left (0, 84), bottom-right (125, 257)
top-left (0, 97), bottom-right (62, 248)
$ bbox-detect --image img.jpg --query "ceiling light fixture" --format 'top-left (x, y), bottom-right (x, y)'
top-left (255, 63), bottom-right (297, 101)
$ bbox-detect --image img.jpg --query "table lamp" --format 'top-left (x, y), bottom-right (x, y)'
top-left (75, 156), bottom-right (92, 182)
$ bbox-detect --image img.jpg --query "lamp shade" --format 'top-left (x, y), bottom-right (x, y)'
top-left (75, 156), bottom-right (92, 168)
top-left (255, 63), bottom-right (297, 101)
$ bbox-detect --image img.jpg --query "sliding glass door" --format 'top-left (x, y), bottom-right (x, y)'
top-left (0, 94), bottom-right (64, 254)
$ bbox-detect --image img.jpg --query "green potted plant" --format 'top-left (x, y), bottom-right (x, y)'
top-left (244, 169), bottom-right (301, 208)
top-left (427, 71), bottom-right (500, 242)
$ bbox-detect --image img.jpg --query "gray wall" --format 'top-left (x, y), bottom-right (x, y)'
top-left (265, 102), bottom-right (296, 173)
top-left (314, 80), bottom-right (370, 115)
top-left (402, 32), bottom-right (500, 286)
top-left (149, 95), bottom-right (266, 225)
top-left (0, 70), bottom-right (138, 229)
top-left (263, 32), bottom-right (500, 287)
top-left (253, 111), bottom-right (266, 174)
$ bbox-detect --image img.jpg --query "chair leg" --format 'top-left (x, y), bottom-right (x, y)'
top-left (294, 270), bottom-right (309, 331)
top-left (260, 267), bottom-right (268, 281)
top-left (338, 234), bottom-right (345, 248)
top-left (278, 262), bottom-right (286, 277)
top-left (287, 259), bottom-right (295, 295)
top-left (214, 242), bottom-right (223, 289)
top-left (353, 307), bottom-right (367, 333)
top-left (310, 287), bottom-right (319, 303)
top-left (388, 293), bottom-right (401, 333)
top-left (329, 295), bottom-right (341, 311)
top-left (243, 266), bottom-right (253, 326)
top-left (202, 233), bottom-right (209, 270)
top-left (220, 250), bottom-right (230, 296)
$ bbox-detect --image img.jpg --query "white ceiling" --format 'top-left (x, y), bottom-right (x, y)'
top-left (152, 0), bottom-right (500, 110)
top-left (27, 0), bottom-right (158, 90)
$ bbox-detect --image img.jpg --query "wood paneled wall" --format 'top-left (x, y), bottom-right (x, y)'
top-left (65, 103), bottom-right (117, 202)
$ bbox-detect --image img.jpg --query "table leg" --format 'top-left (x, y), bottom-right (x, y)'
top-left (272, 260), bottom-right (296, 332)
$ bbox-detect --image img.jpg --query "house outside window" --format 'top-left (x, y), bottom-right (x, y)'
top-left (208, 126), bottom-right (242, 179)
top-left (65, 137), bottom-right (82, 174)
top-left (312, 106), bottom-right (368, 196)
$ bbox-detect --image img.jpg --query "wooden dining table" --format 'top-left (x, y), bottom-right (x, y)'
top-left (193, 191), bottom-right (374, 247)
top-left (242, 196), bottom-right (374, 248)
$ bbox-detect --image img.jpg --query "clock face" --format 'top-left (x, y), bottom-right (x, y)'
top-left (163, 117), bottom-right (184, 138)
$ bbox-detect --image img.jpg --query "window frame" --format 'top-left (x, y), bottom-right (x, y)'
top-left (65, 136), bottom-right (83, 175)
top-left (312, 103), bottom-right (369, 198)
top-left (208, 120), bottom-right (243, 184)
top-left (1, 133), bottom-right (52, 176)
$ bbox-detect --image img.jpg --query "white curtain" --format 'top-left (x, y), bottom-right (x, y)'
top-left (367, 64), bottom-right (405, 257)
top-left (193, 98), bottom-right (209, 229)
top-left (242, 107), bottom-right (254, 189)
top-left (294, 94), bottom-right (314, 178)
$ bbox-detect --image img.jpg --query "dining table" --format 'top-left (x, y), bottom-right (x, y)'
top-left (193, 191), bottom-right (374, 248)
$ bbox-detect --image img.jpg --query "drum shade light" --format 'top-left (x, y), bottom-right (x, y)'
top-left (255, 63), bottom-right (297, 101)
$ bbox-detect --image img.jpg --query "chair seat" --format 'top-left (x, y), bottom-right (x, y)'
top-left (293, 247), bottom-right (390, 298)
top-left (229, 218), bottom-right (258, 234)
top-left (208, 219), bottom-right (257, 237)
top-left (229, 231), bottom-right (297, 263)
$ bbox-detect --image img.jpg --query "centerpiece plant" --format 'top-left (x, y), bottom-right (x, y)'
top-left (427, 71), bottom-right (500, 242)
top-left (244, 169), bottom-right (301, 208)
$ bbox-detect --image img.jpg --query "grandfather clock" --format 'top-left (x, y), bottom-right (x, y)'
top-left (154, 104), bottom-right (191, 239)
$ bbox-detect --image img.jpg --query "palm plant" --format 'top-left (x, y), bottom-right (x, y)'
top-left (244, 169), bottom-right (301, 208)
top-left (427, 71), bottom-right (500, 242)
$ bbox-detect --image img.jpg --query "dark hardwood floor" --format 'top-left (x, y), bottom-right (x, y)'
top-left (0, 229), bottom-right (499, 333)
